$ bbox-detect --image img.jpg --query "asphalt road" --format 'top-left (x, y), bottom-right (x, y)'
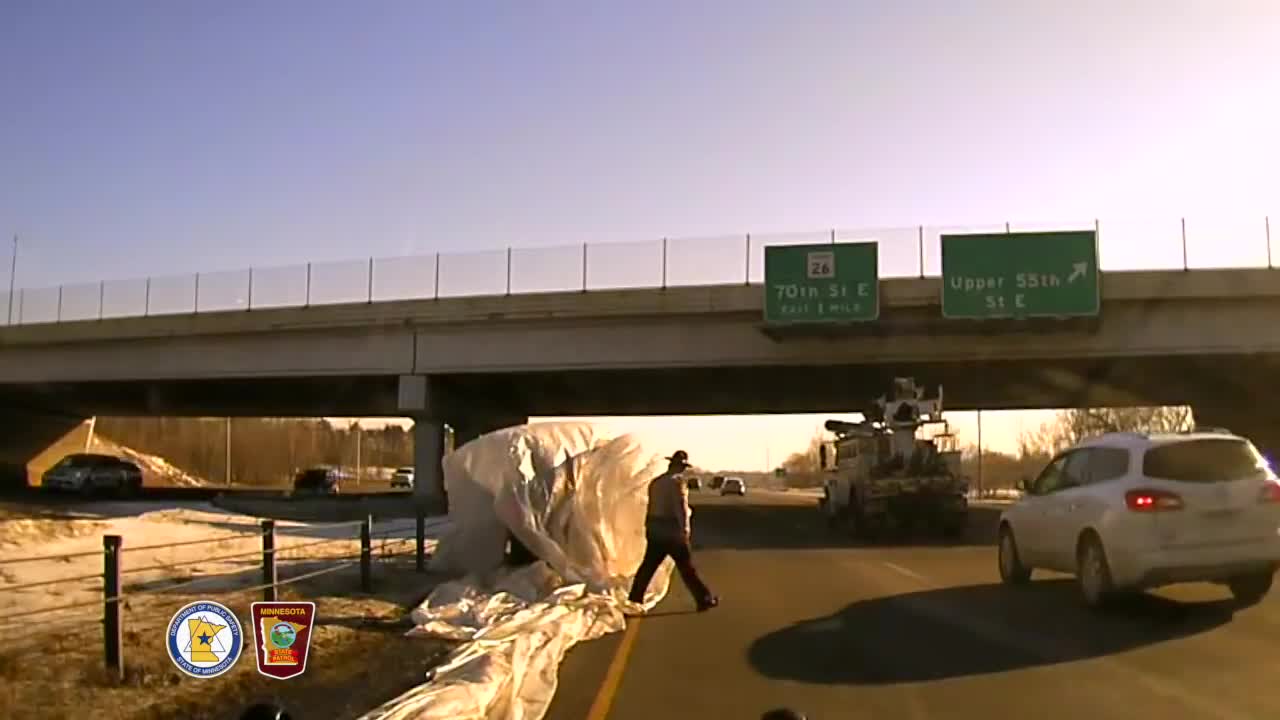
top-left (546, 489), bottom-right (1280, 720)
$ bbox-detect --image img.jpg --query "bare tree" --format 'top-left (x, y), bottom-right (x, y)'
top-left (1019, 406), bottom-right (1194, 459)
top-left (781, 428), bottom-right (826, 475)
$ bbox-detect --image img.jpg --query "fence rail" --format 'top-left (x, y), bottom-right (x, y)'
top-left (0, 513), bottom-right (435, 680)
top-left (3, 216), bottom-right (1275, 327)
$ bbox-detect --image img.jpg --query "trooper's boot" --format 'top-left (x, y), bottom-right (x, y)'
top-left (696, 595), bottom-right (719, 612)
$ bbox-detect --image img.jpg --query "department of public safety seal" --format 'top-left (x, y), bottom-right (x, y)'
top-left (166, 600), bottom-right (244, 678)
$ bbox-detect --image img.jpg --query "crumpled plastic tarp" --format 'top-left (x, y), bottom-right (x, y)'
top-left (358, 422), bottom-right (673, 720)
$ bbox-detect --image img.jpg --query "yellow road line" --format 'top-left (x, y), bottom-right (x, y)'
top-left (585, 617), bottom-right (642, 720)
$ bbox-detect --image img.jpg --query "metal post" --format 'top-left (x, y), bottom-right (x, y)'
top-left (225, 418), bottom-right (232, 486)
top-left (744, 233), bottom-right (751, 285)
top-left (506, 247), bottom-right (513, 296)
top-left (144, 277), bottom-right (151, 316)
top-left (1267, 216), bottom-right (1273, 269)
top-left (98, 280), bottom-right (105, 320)
top-left (56, 285), bottom-right (63, 322)
top-left (193, 272), bottom-right (201, 313)
top-left (415, 512), bottom-right (426, 572)
top-left (367, 257), bottom-right (374, 303)
top-left (581, 243), bottom-right (588, 292)
top-left (354, 422), bottom-right (362, 487)
top-left (661, 238), bottom-right (668, 289)
top-left (1005, 221), bottom-right (1011, 233)
top-left (6, 235), bottom-right (16, 326)
top-left (830, 229), bottom-right (836, 244)
top-left (262, 520), bottom-right (277, 602)
top-left (246, 268), bottom-right (254, 311)
top-left (360, 516), bottom-right (373, 592)
top-left (976, 409), bottom-right (984, 496)
top-left (917, 226), bottom-right (925, 278)
top-left (304, 263), bottom-right (312, 307)
top-left (103, 535), bottom-right (123, 681)
top-left (1181, 217), bottom-right (1188, 271)
top-left (434, 253), bottom-right (441, 300)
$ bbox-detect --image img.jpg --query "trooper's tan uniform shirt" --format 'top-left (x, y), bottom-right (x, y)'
top-left (645, 469), bottom-right (692, 537)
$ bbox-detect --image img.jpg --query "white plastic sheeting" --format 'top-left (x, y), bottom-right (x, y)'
top-left (359, 422), bottom-right (673, 720)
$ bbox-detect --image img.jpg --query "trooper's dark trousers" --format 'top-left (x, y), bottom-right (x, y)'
top-left (628, 526), bottom-right (714, 606)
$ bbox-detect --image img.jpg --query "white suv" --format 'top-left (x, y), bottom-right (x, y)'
top-left (997, 429), bottom-right (1280, 610)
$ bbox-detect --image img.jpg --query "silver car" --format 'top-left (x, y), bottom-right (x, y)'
top-left (998, 429), bottom-right (1280, 610)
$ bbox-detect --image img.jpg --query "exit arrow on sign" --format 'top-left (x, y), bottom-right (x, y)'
top-left (1067, 262), bottom-right (1088, 284)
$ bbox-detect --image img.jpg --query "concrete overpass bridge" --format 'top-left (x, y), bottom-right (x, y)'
top-left (1, 267), bottom-right (1277, 499)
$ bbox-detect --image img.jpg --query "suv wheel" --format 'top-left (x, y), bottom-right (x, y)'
top-left (1228, 571), bottom-right (1274, 607)
top-left (1077, 534), bottom-right (1117, 610)
top-left (997, 526), bottom-right (1031, 584)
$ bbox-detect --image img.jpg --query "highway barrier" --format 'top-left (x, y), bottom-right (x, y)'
top-left (0, 514), bottom-right (437, 680)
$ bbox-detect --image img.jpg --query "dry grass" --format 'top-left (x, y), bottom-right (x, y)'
top-left (0, 556), bottom-right (457, 720)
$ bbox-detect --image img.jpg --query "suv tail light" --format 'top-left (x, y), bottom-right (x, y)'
top-left (1258, 481), bottom-right (1280, 504)
top-left (1125, 489), bottom-right (1184, 512)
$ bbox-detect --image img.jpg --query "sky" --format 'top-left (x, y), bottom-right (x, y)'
top-left (4, 1), bottom-right (1277, 470)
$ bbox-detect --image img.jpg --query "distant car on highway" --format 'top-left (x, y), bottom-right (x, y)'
top-left (686, 476), bottom-right (702, 491)
top-left (721, 477), bottom-right (746, 496)
top-left (710, 475), bottom-right (726, 490)
top-left (997, 428), bottom-right (1280, 610)
top-left (42, 453), bottom-right (144, 496)
top-left (292, 467), bottom-right (345, 496)
top-left (391, 466), bottom-right (415, 489)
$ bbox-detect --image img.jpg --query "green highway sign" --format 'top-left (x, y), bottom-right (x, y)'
top-left (764, 242), bottom-right (879, 324)
top-left (941, 230), bottom-right (1100, 319)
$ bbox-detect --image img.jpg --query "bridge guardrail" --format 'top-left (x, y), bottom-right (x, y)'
top-left (3, 216), bottom-right (1274, 326)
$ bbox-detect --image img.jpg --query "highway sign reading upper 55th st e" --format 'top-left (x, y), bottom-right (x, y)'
top-left (940, 230), bottom-right (1100, 319)
top-left (764, 242), bottom-right (879, 324)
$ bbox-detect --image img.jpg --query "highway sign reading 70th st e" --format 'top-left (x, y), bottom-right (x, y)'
top-left (940, 230), bottom-right (1100, 319)
top-left (764, 242), bottom-right (879, 324)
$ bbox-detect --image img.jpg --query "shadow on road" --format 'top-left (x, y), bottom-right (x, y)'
top-left (689, 501), bottom-right (1003, 551)
top-left (747, 579), bottom-right (1237, 685)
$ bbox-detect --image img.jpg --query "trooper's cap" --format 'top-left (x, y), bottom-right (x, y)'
top-left (666, 450), bottom-right (690, 465)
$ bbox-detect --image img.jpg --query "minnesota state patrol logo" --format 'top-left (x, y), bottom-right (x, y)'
top-left (166, 600), bottom-right (244, 678)
top-left (250, 601), bottom-right (316, 679)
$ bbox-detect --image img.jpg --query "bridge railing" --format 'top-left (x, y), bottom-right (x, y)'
top-left (2, 216), bottom-right (1274, 326)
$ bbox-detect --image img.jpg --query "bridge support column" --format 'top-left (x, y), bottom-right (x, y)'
top-left (398, 375), bottom-right (448, 514)
top-left (411, 418), bottom-right (447, 514)
top-left (1192, 407), bottom-right (1280, 467)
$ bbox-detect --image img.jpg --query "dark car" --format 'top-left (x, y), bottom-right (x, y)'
top-left (292, 467), bottom-right (345, 496)
top-left (710, 475), bottom-right (726, 490)
top-left (686, 476), bottom-right (702, 491)
top-left (42, 453), bottom-right (144, 495)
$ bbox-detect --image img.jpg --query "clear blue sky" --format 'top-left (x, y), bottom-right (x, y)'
top-left (6, 1), bottom-right (1277, 470)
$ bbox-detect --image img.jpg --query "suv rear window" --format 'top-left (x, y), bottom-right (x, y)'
top-left (1142, 438), bottom-right (1265, 483)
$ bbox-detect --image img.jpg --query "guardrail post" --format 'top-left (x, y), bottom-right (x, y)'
top-left (360, 516), bottom-right (373, 592)
top-left (262, 520), bottom-right (277, 602)
top-left (103, 535), bottom-right (123, 681)
top-left (415, 512), bottom-right (426, 573)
